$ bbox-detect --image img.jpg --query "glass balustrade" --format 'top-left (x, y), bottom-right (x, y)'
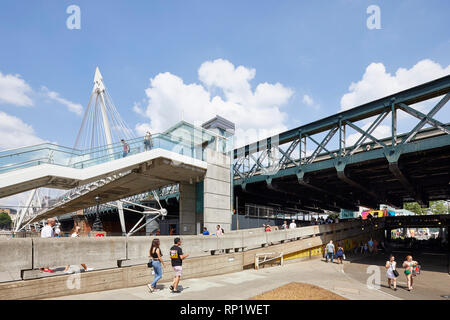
top-left (0, 122), bottom-right (230, 175)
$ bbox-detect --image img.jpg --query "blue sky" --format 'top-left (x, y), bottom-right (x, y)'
top-left (0, 0), bottom-right (449, 150)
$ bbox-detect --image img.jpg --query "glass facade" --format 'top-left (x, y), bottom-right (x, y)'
top-left (0, 121), bottom-right (230, 174)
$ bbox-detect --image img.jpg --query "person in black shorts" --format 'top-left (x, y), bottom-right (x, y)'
top-left (169, 237), bottom-right (189, 293)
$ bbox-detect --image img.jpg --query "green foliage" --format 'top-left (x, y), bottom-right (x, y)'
top-left (327, 212), bottom-right (340, 220)
top-left (0, 212), bottom-right (12, 229)
top-left (403, 201), bottom-right (449, 215)
top-left (429, 201), bottom-right (449, 215)
top-left (403, 202), bottom-right (426, 215)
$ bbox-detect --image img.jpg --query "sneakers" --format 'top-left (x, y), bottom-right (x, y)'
top-left (85, 268), bottom-right (94, 272)
top-left (43, 268), bottom-right (55, 273)
top-left (172, 290), bottom-right (181, 293)
top-left (169, 285), bottom-right (174, 291)
top-left (64, 270), bottom-right (74, 274)
top-left (147, 284), bottom-right (154, 293)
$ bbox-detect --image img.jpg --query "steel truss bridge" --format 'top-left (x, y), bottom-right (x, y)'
top-left (233, 75), bottom-right (450, 212)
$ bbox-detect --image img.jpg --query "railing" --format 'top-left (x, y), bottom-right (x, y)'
top-left (0, 132), bottom-right (206, 175)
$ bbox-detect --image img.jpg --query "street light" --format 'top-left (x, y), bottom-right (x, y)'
top-left (92, 196), bottom-right (103, 231)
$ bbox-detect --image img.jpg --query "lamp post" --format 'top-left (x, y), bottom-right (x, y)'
top-left (92, 196), bottom-right (103, 232)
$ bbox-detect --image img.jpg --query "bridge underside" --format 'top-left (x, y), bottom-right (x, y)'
top-left (25, 157), bottom-right (205, 224)
top-left (235, 143), bottom-right (450, 212)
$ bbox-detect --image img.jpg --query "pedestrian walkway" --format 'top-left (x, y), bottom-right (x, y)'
top-left (48, 257), bottom-right (401, 300)
top-left (343, 252), bottom-right (450, 300)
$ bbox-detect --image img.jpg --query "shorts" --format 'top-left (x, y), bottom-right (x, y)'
top-left (173, 266), bottom-right (182, 277)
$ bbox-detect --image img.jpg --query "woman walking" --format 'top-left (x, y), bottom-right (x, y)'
top-left (336, 245), bottom-right (345, 264)
top-left (402, 255), bottom-right (418, 291)
top-left (147, 238), bottom-right (165, 292)
top-left (385, 255), bottom-right (398, 291)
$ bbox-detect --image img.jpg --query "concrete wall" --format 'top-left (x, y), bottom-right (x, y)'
top-left (0, 220), bottom-right (384, 300)
top-left (0, 238), bottom-right (32, 281)
top-left (203, 148), bottom-right (232, 233)
top-left (32, 237), bottom-right (127, 269)
top-left (0, 252), bottom-right (244, 300)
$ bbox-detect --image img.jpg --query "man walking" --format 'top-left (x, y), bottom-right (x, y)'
top-left (144, 131), bottom-right (153, 151)
top-left (325, 240), bottom-right (336, 263)
top-left (169, 237), bottom-right (189, 293)
top-left (40, 218), bottom-right (56, 273)
top-left (289, 219), bottom-right (297, 229)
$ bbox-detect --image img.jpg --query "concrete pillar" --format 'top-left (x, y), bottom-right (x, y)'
top-left (386, 229), bottom-right (392, 241)
top-left (179, 183), bottom-right (196, 235)
top-left (203, 148), bottom-right (232, 233)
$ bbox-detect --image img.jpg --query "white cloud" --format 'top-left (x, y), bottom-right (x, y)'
top-left (135, 59), bottom-right (294, 147)
top-left (41, 86), bottom-right (83, 116)
top-left (0, 111), bottom-right (46, 150)
top-left (132, 102), bottom-right (146, 117)
top-left (0, 72), bottom-right (33, 107)
top-left (340, 59), bottom-right (450, 111)
top-left (302, 94), bottom-right (314, 106)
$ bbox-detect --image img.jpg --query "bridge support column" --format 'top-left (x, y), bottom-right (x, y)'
top-left (202, 148), bottom-right (232, 234)
top-left (179, 183), bottom-right (197, 235)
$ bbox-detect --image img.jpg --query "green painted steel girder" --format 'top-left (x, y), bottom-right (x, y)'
top-left (233, 75), bottom-right (450, 159)
top-left (234, 132), bottom-right (450, 186)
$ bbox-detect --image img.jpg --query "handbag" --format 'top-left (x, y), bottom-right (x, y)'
top-left (391, 262), bottom-right (399, 277)
top-left (413, 265), bottom-right (421, 276)
top-left (147, 260), bottom-right (153, 268)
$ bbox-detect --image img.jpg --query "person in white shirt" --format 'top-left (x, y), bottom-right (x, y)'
top-left (289, 220), bottom-right (297, 229)
top-left (54, 224), bottom-right (61, 237)
top-left (325, 240), bottom-right (336, 263)
top-left (64, 226), bottom-right (94, 273)
top-left (40, 218), bottom-right (56, 273)
top-left (385, 255), bottom-right (398, 291)
top-left (40, 219), bottom-right (55, 238)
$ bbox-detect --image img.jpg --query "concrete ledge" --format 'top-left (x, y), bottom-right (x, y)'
top-left (0, 252), bottom-right (244, 300)
top-left (33, 237), bottom-right (127, 268)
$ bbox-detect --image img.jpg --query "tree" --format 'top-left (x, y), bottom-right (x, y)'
top-left (403, 201), bottom-right (449, 215)
top-left (429, 201), bottom-right (449, 215)
top-left (403, 202), bottom-right (426, 215)
top-left (327, 212), bottom-right (340, 220)
top-left (0, 212), bottom-right (12, 230)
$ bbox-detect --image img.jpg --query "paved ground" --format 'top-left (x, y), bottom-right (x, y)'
top-left (344, 251), bottom-right (450, 300)
top-left (48, 257), bottom-right (402, 300)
